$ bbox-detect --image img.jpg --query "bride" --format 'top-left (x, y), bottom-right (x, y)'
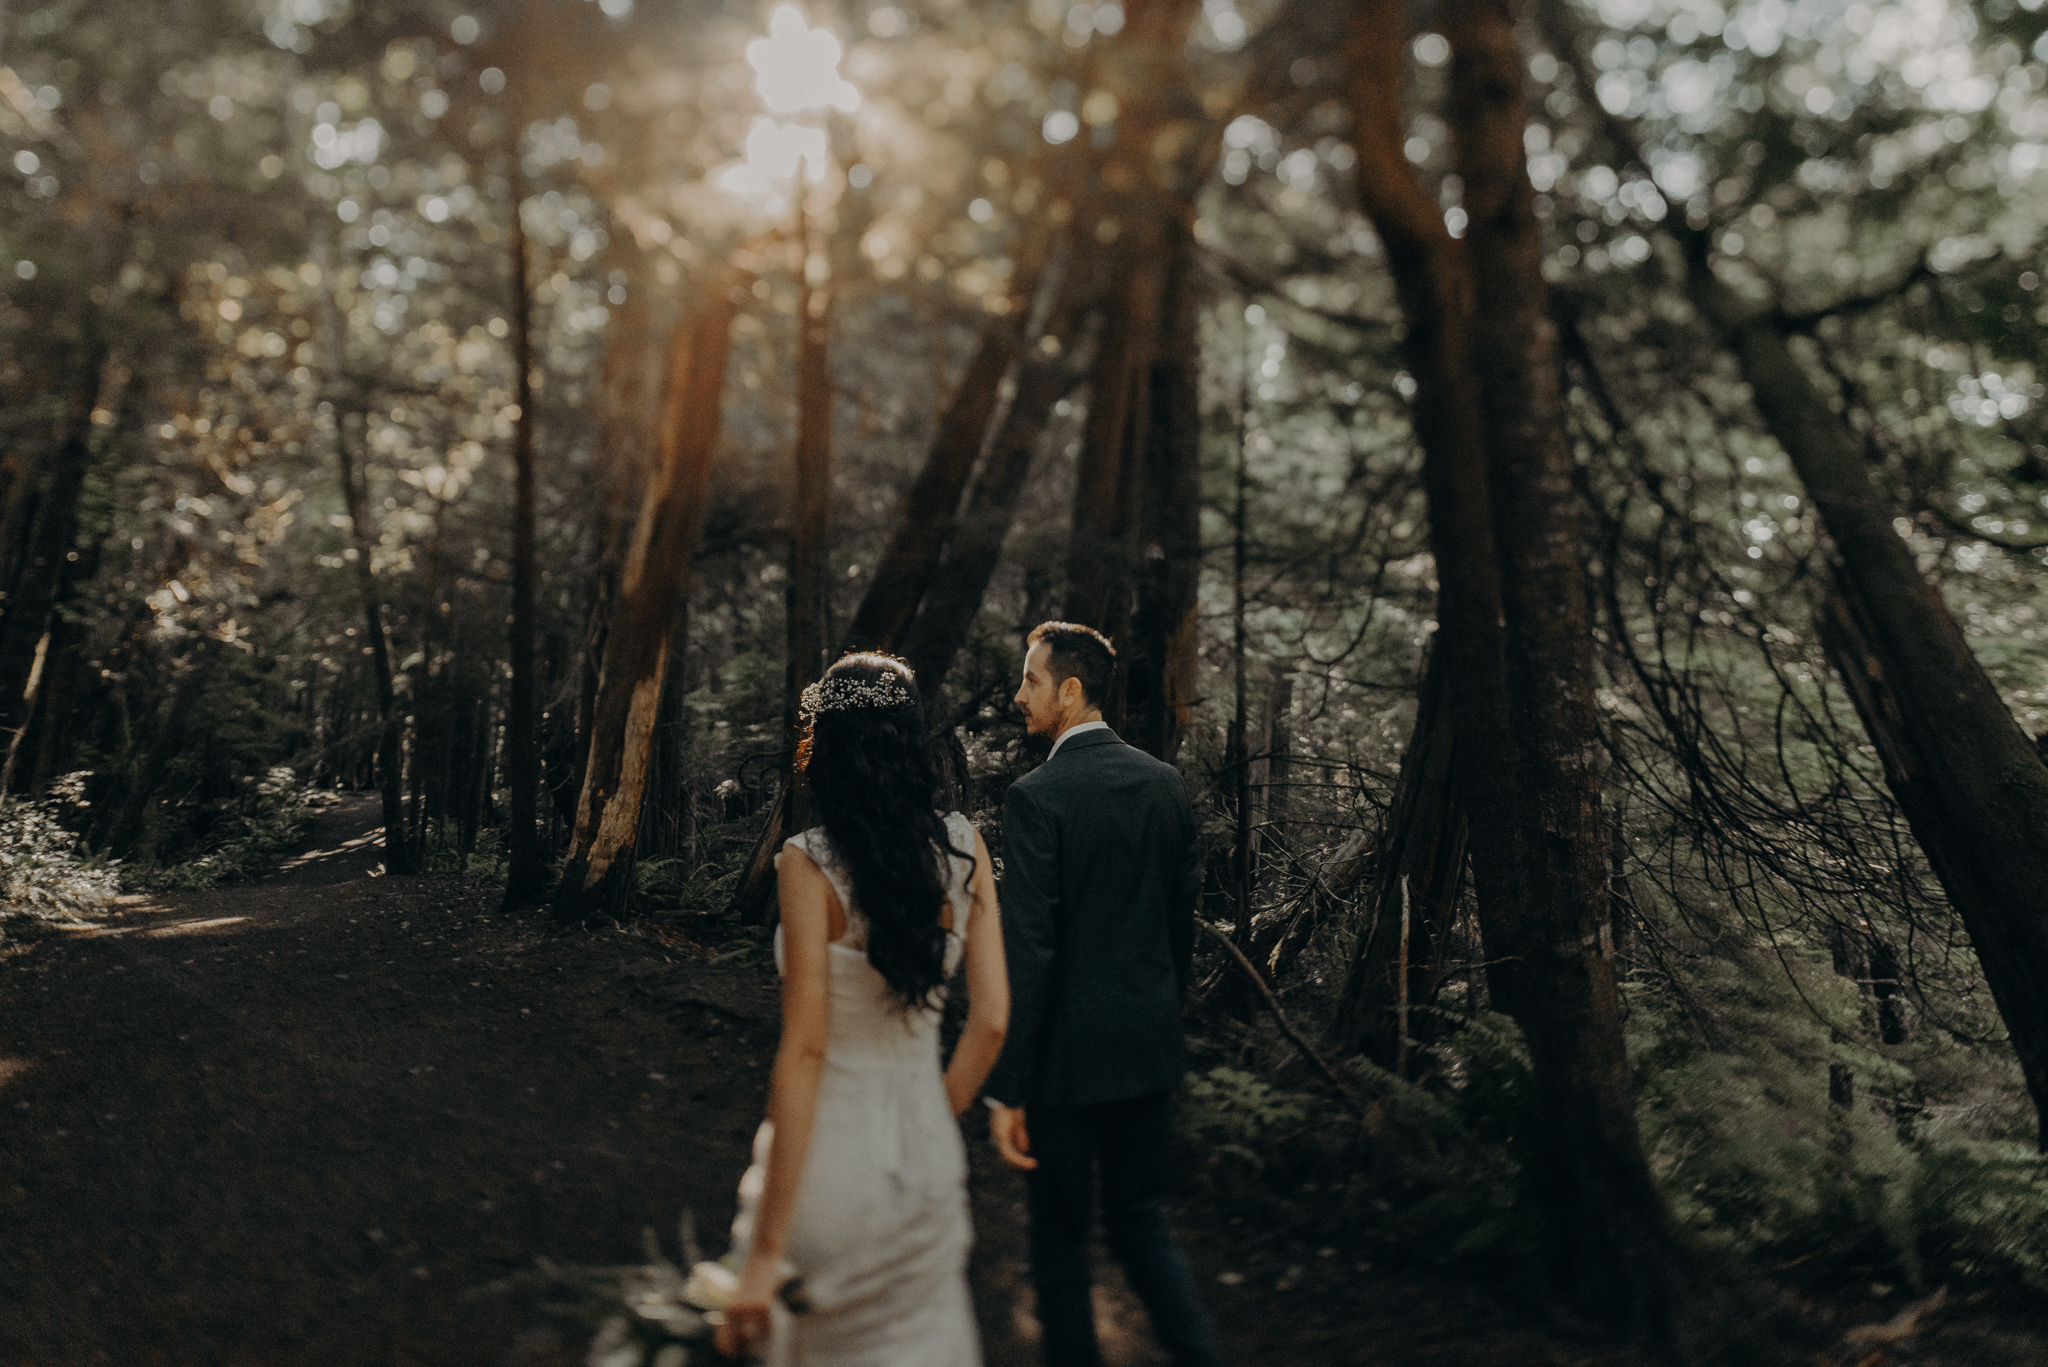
top-left (717, 653), bottom-right (1009, 1365)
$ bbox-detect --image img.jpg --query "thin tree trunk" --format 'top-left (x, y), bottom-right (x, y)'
top-left (1229, 357), bottom-right (1254, 950)
top-left (785, 211), bottom-right (833, 776)
top-left (0, 342), bottom-right (104, 752)
top-left (1123, 218), bottom-right (1205, 763)
top-left (552, 269), bottom-right (742, 924)
top-left (1334, 649), bottom-right (1467, 1062)
top-left (103, 645), bottom-right (217, 860)
top-left (317, 223), bottom-right (417, 874)
top-left (503, 166), bottom-right (547, 908)
top-left (1062, 252), bottom-right (1159, 637)
top-left (1263, 664), bottom-right (1294, 840)
top-left (0, 443), bottom-right (37, 594)
top-left (729, 228), bottom-right (837, 928)
top-left (2, 480), bottom-right (106, 795)
top-left (643, 591), bottom-right (693, 860)
top-left (334, 409), bottom-right (417, 875)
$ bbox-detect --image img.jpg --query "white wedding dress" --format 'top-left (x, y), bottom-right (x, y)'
top-left (731, 813), bottom-right (983, 1367)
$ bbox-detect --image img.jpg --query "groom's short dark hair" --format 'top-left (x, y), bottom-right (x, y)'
top-left (1027, 621), bottom-right (1116, 707)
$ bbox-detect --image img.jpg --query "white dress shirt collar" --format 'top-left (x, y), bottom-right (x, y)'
top-left (1047, 718), bottom-right (1110, 760)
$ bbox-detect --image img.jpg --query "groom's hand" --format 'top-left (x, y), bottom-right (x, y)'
top-left (989, 1103), bottom-right (1037, 1171)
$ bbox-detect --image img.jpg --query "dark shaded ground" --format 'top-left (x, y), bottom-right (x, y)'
top-left (2, 798), bottom-right (2041, 1365)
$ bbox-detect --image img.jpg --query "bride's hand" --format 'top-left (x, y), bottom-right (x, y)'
top-left (714, 1256), bottom-right (780, 1359)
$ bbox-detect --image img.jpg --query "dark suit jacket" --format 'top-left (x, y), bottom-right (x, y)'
top-left (984, 727), bottom-right (1200, 1108)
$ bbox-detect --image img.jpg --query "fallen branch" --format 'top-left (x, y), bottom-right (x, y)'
top-left (1198, 917), bottom-right (1370, 1121)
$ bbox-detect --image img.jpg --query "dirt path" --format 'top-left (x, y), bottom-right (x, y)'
top-left (7, 800), bottom-right (2019, 1366)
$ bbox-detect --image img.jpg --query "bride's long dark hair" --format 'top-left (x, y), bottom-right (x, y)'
top-left (797, 653), bottom-right (973, 1010)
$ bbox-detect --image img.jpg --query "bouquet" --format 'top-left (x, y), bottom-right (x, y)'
top-left (471, 1213), bottom-right (802, 1367)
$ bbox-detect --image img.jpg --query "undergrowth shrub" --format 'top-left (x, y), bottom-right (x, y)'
top-left (423, 823), bottom-right (507, 879)
top-left (0, 775), bottom-right (120, 927)
top-left (1909, 1142), bottom-right (2048, 1294)
top-left (132, 766), bottom-right (319, 890)
top-left (1627, 936), bottom-right (2048, 1295)
top-left (1177, 1019), bottom-right (1534, 1274)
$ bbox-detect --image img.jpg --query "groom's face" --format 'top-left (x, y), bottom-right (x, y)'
top-left (1015, 642), bottom-right (1068, 739)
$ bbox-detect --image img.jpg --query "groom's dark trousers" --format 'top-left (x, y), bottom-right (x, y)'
top-left (986, 727), bottom-right (1223, 1367)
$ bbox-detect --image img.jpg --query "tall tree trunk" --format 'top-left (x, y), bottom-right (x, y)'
top-left (0, 443), bottom-right (37, 595)
top-left (552, 270), bottom-right (742, 924)
top-left (1263, 664), bottom-right (1294, 838)
top-left (1449, 0), bottom-right (1671, 1328)
top-left (1547, 0), bottom-right (2048, 1145)
top-left (898, 324), bottom-right (1084, 693)
top-left (103, 645), bottom-right (217, 860)
top-left (2, 475), bottom-right (107, 795)
top-left (1062, 252), bottom-right (1159, 640)
top-left (1445, 0), bottom-right (1671, 1320)
top-left (0, 342), bottom-right (104, 754)
top-left (729, 231), bottom-right (837, 928)
top-left (643, 591), bottom-right (693, 860)
top-left (1540, 0), bottom-right (2048, 1151)
top-left (1818, 575), bottom-right (2048, 1138)
top-left (335, 410), bottom-right (418, 875)
top-left (318, 225), bottom-right (417, 875)
top-left (1228, 360), bottom-right (1254, 950)
top-left (784, 214), bottom-right (833, 774)
top-left (503, 168), bottom-right (548, 908)
top-left (841, 282), bottom-right (1040, 654)
top-left (1346, 0), bottom-right (1673, 1328)
top-left (1333, 649), bottom-right (1468, 1063)
top-left (1122, 218), bottom-right (1204, 762)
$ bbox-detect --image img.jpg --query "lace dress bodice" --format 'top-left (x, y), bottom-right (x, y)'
top-left (773, 813), bottom-right (976, 1068)
top-left (736, 811), bottom-right (985, 1367)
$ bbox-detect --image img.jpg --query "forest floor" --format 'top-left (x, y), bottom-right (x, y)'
top-left (3, 797), bottom-right (2044, 1367)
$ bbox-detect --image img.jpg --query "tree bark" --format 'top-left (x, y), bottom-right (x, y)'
top-left (1334, 649), bottom-right (1468, 1062)
top-left (1540, 0), bottom-right (2048, 1147)
top-left (1122, 218), bottom-right (1205, 763)
top-left (503, 166), bottom-right (548, 908)
top-left (898, 323), bottom-right (1084, 694)
top-left (334, 409), bottom-right (418, 875)
top-left (784, 214), bottom-right (833, 771)
top-left (1228, 352), bottom-right (1254, 950)
top-left (841, 295), bottom-right (1036, 654)
top-left (1445, 0), bottom-right (1672, 1320)
top-left (0, 342), bottom-right (104, 754)
top-left (642, 590), bottom-right (694, 860)
top-left (1818, 576), bottom-right (2048, 1137)
top-left (552, 269), bottom-right (742, 924)
top-left (1346, 0), bottom-right (1674, 1327)
top-left (103, 645), bottom-right (218, 860)
top-left (1062, 251), bottom-right (1159, 641)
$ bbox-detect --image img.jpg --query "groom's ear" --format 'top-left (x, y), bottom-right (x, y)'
top-left (1058, 674), bottom-right (1086, 709)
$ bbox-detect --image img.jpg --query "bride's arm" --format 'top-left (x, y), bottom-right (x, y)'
top-left (944, 829), bottom-right (1009, 1117)
top-left (730, 850), bottom-right (833, 1319)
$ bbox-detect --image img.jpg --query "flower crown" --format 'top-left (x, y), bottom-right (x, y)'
top-left (800, 671), bottom-right (914, 716)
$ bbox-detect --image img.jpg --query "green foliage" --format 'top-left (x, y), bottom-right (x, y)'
top-left (1178, 1045), bottom-right (1533, 1272)
top-left (1625, 927), bottom-right (2048, 1293)
top-left (128, 766), bottom-right (319, 891)
top-left (0, 778), bottom-right (121, 926)
top-left (422, 822), bottom-right (508, 880)
top-left (1910, 1141), bottom-right (2048, 1294)
top-left (1181, 1065), bottom-right (1312, 1196)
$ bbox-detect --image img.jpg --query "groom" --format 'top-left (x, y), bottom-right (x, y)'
top-left (983, 622), bottom-right (1223, 1367)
